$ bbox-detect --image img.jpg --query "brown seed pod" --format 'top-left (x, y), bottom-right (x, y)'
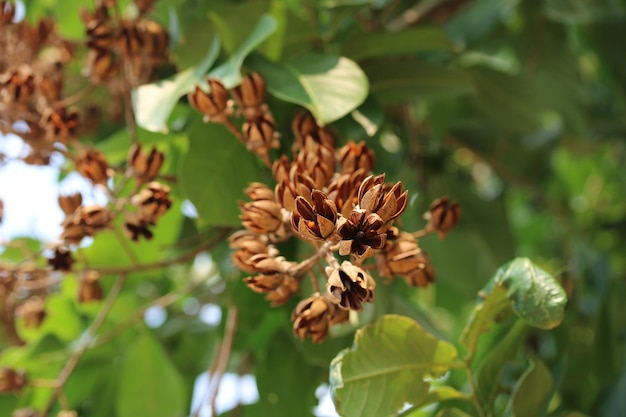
top-left (188, 78), bottom-right (232, 123)
top-left (325, 261), bottom-right (375, 311)
top-left (292, 293), bottom-right (335, 343)
top-left (231, 72), bottom-right (267, 121)
top-left (75, 148), bottom-right (111, 186)
top-left (424, 196), bottom-right (461, 239)
top-left (78, 270), bottom-right (103, 303)
top-left (127, 143), bottom-right (165, 184)
top-left (378, 233), bottom-right (435, 287)
top-left (0, 367), bottom-right (27, 393)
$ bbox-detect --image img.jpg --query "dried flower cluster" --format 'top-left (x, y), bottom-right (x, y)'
top-left (0, 0), bottom-right (174, 352)
top-left (189, 73), bottom-right (461, 343)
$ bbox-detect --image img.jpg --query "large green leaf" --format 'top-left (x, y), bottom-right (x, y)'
top-left (510, 356), bottom-right (554, 417)
top-left (246, 53), bottom-right (369, 125)
top-left (179, 118), bottom-right (261, 227)
top-left (116, 332), bottom-right (186, 417)
top-left (459, 285), bottom-right (511, 357)
top-left (476, 319), bottom-right (526, 410)
top-left (133, 38), bottom-right (221, 133)
top-left (363, 61), bottom-right (473, 104)
top-left (490, 257), bottom-right (567, 329)
top-left (341, 27), bottom-right (455, 61)
top-left (330, 315), bottom-right (458, 417)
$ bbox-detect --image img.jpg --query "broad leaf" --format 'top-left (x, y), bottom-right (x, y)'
top-left (476, 319), bottom-right (526, 409)
top-left (341, 27), bottom-right (454, 61)
top-left (491, 257), bottom-right (567, 329)
top-left (511, 356), bottom-right (554, 417)
top-left (179, 118), bottom-right (261, 227)
top-left (459, 286), bottom-right (511, 355)
top-left (247, 53), bottom-right (369, 125)
top-left (208, 14), bottom-right (278, 87)
top-left (116, 332), bottom-right (186, 417)
top-left (330, 315), bottom-right (458, 417)
top-left (133, 38), bottom-right (221, 132)
top-left (363, 61), bottom-right (473, 104)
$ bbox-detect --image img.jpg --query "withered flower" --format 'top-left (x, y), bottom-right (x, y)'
top-left (337, 209), bottom-right (386, 258)
top-left (378, 233), bottom-right (435, 287)
top-left (47, 246), bottom-right (75, 271)
top-left (17, 297), bottom-right (46, 328)
top-left (291, 190), bottom-right (337, 240)
top-left (188, 78), bottom-right (232, 123)
top-left (292, 293), bottom-right (335, 343)
top-left (326, 261), bottom-right (375, 311)
top-left (0, 368), bottom-right (26, 394)
top-left (338, 141), bottom-right (375, 174)
top-left (78, 270), bottom-right (103, 303)
top-left (239, 199), bottom-right (284, 235)
top-left (131, 182), bottom-right (172, 224)
top-left (58, 193), bottom-right (82, 216)
top-left (127, 143), bottom-right (164, 184)
top-left (424, 196), bottom-right (460, 239)
top-left (357, 174), bottom-right (408, 223)
top-left (231, 72), bottom-right (267, 121)
top-left (75, 148), bottom-right (110, 186)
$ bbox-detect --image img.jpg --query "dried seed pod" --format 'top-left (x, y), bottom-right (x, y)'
top-left (275, 171), bottom-right (317, 213)
top-left (378, 233), bottom-right (435, 287)
top-left (78, 270), bottom-right (103, 303)
top-left (42, 107), bottom-right (79, 143)
top-left (0, 67), bottom-right (35, 103)
top-left (0, 367), bottom-right (27, 393)
top-left (58, 193), bottom-right (82, 216)
top-left (188, 78), bottom-right (232, 123)
top-left (47, 246), bottom-right (75, 271)
top-left (242, 113), bottom-right (279, 160)
top-left (127, 143), bottom-right (164, 184)
top-left (137, 19), bottom-right (169, 59)
top-left (61, 204), bottom-right (112, 244)
top-left (357, 174), bottom-right (408, 223)
top-left (123, 212), bottom-right (153, 241)
top-left (326, 261), bottom-right (375, 311)
top-left (84, 49), bottom-right (119, 84)
top-left (17, 297), bottom-right (47, 328)
top-left (131, 182), bottom-right (172, 224)
top-left (290, 190), bottom-right (338, 240)
top-left (244, 256), bottom-right (299, 306)
top-left (424, 196), bottom-right (460, 239)
top-left (245, 182), bottom-right (275, 201)
top-left (39, 71), bottom-right (64, 103)
top-left (75, 148), bottom-right (110, 186)
top-left (229, 231), bottom-right (278, 273)
top-left (291, 111), bottom-right (335, 150)
top-left (292, 293), bottom-right (335, 343)
top-left (327, 169), bottom-right (368, 218)
top-left (239, 199), bottom-right (284, 235)
top-left (337, 209), bottom-right (386, 258)
top-left (338, 141), bottom-right (375, 174)
top-left (231, 72), bottom-right (267, 121)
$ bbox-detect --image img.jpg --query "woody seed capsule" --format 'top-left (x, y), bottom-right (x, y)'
top-left (424, 196), bottom-right (461, 239)
top-left (326, 261), bottom-right (375, 311)
top-left (127, 143), bottom-right (165, 184)
top-left (378, 233), bottom-right (435, 287)
top-left (75, 148), bottom-right (110, 186)
top-left (188, 78), bottom-right (232, 123)
top-left (292, 293), bottom-right (335, 343)
top-left (231, 72), bottom-right (267, 121)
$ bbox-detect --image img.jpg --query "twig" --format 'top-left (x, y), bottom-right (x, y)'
top-left (41, 273), bottom-right (128, 417)
top-left (192, 305), bottom-right (239, 417)
top-left (82, 228), bottom-right (232, 275)
top-left (56, 84), bottom-right (97, 107)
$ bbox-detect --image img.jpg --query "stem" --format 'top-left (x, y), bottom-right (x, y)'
top-left (192, 305), bottom-right (239, 417)
top-left (41, 273), bottom-right (128, 417)
top-left (464, 360), bottom-right (487, 417)
top-left (288, 240), bottom-right (334, 279)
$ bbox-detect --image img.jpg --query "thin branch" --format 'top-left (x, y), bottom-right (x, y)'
top-left (83, 227), bottom-right (232, 275)
top-left (41, 273), bottom-right (128, 417)
top-left (192, 305), bottom-right (239, 417)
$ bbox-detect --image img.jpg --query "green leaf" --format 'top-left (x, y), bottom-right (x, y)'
top-left (209, 14), bottom-right (278, 87)
top-left (133, 37), bottom-right (221, 132)
top-left (330, 315), bottom-right (458, 417)
top-left (491, 257), bottom-right (568, 329)
top-left (460, 286), bottom-right (511, 355)
top-left (363, 61), bottom-right (473, 104)
top-left (511, 356), bottom-right (554, 417)
top-left (178, 118), bottom-right (261, 227)
top-left (116, 332), bottom-right (186, 417)
top-left (247, 53), bottom-right (369, 125)
top-left (476, 319), bottom-right (526, 409)
top-left (341, 27), bottom-right (455, 61)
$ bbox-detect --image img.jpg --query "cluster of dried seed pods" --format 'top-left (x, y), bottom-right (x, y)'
top-left (189, 73), bottom-right (461, 343)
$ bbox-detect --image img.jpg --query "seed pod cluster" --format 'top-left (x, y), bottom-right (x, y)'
top-left (191, 87), bottom-right (462, 342)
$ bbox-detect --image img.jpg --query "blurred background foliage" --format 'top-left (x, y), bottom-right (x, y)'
top-left (1, 0), bottom-right (625, 416)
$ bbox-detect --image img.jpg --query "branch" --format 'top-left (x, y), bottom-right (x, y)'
top-left (41, 273), bottom-right (128, 417)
